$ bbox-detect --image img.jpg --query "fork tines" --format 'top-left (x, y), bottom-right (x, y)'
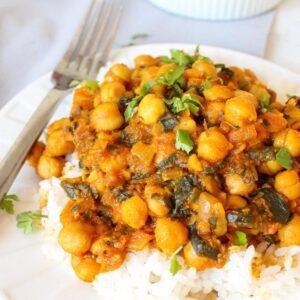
top-left (57, 0), bottom-right (123, 80)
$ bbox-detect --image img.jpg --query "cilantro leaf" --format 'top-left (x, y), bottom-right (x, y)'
top-left (169, 246), bottom-right (183, 276)
top-left (69, 80), bottom-right (99, 92)
top-left (203, 79), bottom-right (213, 90)
top-left (215, 63), bottom-right (225, 69)
top-left (16, 210), bottom-right (48, 234)
top-left (276, 147), bottom-right (293, 169)
top-left (260, 95), bottom-right (272, 112)
top-left (0, 194), bottom-right (19, 214)
top-left (131, 33), bottom-right (148, 40)
top-left (194, 45), bottom-right (200, 56)
top-left (166, 94), bottom-right (202, 116)
top-left (176, 129), bottom-right (193, 154)
top-left (234, 230), bottom-right (247, 246)
top-left (197, 56), bottom-right (210, 62)
top-left (170, 255), bottom-right (182, 276)
top-left (170, 49), bottom-right (194, 66)
top-left (140, 80), bottom-right (156, 96)
top-left (182, 94), bottom-right (203, 115)
top-left (158, 65), bottom-right (186, 86)
top-left (124, 96), bottom-right (142, 122)
top-left (160, 56), bottom-right (172, 63)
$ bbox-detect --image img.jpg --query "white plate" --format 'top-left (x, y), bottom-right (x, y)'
top-left (1, 43), bottom-right (300, 300)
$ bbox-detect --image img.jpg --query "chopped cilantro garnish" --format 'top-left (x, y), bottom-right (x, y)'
top-left (170, 49), bottom-right (195, 66)
top-left (234, 230), bottom-right (247, 246)
top-left (69, 80), bottom-right (99, 92)
top-left (140, 80), bottom-right (156, 96)
top-left (203, 78), bottom-right (213, 90)
top-left (165, 93), bottom-right (202, 116)
top-left (0, 194), bottom-right (19, 214)
top-left (131, 33), bottom-right (149, 40)
top-left (176, 129), bottom-right (193, 154)
top-left (276, 147), bottom-right (293, 169)
top-left (169, 246), bottom-right (183, 276)
top-left (215, 63), bottom-right (226, 69)
top-left (16, 210), bottom-right (48, 234)
top-left (260, 95), bottom-right (273, 112)
top-left (124, 96), bottom-right (142, 122)
top-left (157, 65), bottom-right (186, 86)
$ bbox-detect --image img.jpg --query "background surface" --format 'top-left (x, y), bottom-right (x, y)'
top-left (0, 0), bottom-right (299, 108)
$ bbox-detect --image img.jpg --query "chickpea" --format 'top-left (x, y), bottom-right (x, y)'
top-left (187, 154), bottom-right (203, 173)
top-left (279, 215), bottom-right (300, 247)
top-left (183, 242), bottom-right (216, 271)
top-left (197, 127), bottom-right (233, 163)
top-left (226, 195), bottom-right (247, 209)
top-left (45, 130), bottom-right (74, 157)
top-left (198, 192), bottom-right (227, 236)
top-left (274, 129), bottom-right (300, 157)
top-left (27, 141), bottom-right (45, 167)
top-left (205, 101), bottom-right (225, 124)
top-left (121, 196), bottom-right (148, 229)
top-left (249, 84), bottom-right (269, 101)
top-left (91, 102), bottom-right (124, 131)
top-left (37, 155), bottom-right (64, 179)
top-left (90, 235), bottom-right (126, 272)
top-left (60, 200), bottom-right (75, 225)
top-left (224, 95), bottom-right (257, 127)
top-left (138, 94), bottom-right (166, 125)
top-left (98, 82), bottom-right (126, 104)
top-left (183, 68), bottom-right (203, 80)
top-left (203, 85), bottom-right (233, 101)
top-left (47, 118), bottom-right (71, 135)
top-left (134, 55), bottom-right (157, 68)
top-left (225, 174), bottom-right (256, 196)
top-left (155, 217), bottom-right (188, 256)
top-left (127, 230), bottom-right (153, 251)
top-left (71, 255), bottom-right (101, 282)
top-left (87, 170), bottom-right (106, 194)
top-left (274, 170), bottom-right (300, 200)
top-left (144, 184), bottom-right (169, 217)
top-left (109, 63), bottom-right (132, 82)
top-left (192, 60), bottom-right (217, 77)
top-left (157, 63), bottom-right (176, 76)
top-left (234, 90), bottom-right (259, 108)
top-left (258, 160), bottom-right (283, 175)
top-left (177, 115), bottom-right (197, 133)
top-left (58, 222), bottom-right (94, 255)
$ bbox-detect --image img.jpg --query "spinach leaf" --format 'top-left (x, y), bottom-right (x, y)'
top-left (248, 147), bottom-right (275, 162)
top-left (160, 115), bottom-right (177, 132)
top-left (190, 225), bottom-right (219, 260)
top-left (258, 188), bottom-right (291, 224)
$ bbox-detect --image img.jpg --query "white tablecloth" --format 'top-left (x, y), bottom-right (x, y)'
top-left (0, 0), bottom-right (282, 108)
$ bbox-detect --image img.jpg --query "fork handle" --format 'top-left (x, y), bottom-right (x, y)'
top-left (0, 88), bottom-right (65, 200)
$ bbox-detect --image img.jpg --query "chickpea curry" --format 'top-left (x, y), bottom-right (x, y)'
top-left (28, 49), bottom-right (300, 282)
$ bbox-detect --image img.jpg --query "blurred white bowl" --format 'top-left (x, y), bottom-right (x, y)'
top-left (148, 0), bottom-right (282, 20)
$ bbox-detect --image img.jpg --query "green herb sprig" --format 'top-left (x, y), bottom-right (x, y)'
top-left (260, 95), bottom-right (273, 112)
top-left (234, 230), bottom-right (247, 246)
top-left (166, 94), bottom-right (203, 116)
top-left (169, 246), bottom-right (183, 276)
top-left (69, 80), bottom-right (99, 92)
top-left (0, 194), bottom-right (19, 214)
top-left (16, 211), bottom-right (48, 234)
top-left (276, 147), bottom-right (293, 169)
top-left (176, 129), bottom-right (194, 154)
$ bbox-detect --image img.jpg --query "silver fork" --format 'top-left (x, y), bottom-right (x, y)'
top-left (0, 0), bottom-right (122, 200)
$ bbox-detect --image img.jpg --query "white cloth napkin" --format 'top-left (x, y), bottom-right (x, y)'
top-left (0, 0), bottom-right (275, 108)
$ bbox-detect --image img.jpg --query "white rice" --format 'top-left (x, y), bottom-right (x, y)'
top-left (39, 158), bottom-right (300, 300)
